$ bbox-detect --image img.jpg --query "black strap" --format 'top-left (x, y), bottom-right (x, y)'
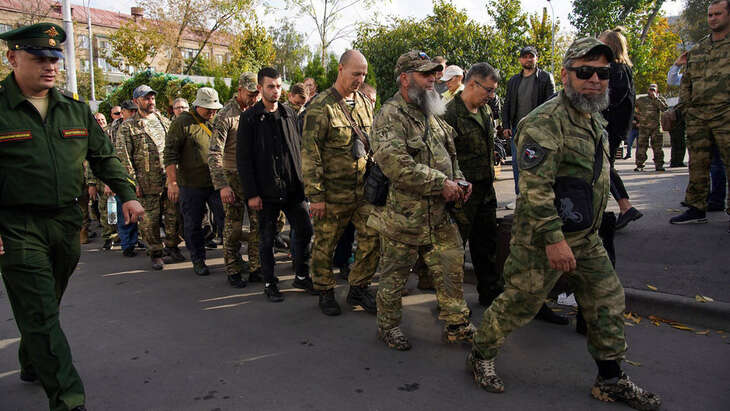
top-left (331, 88), bottom-right (370, 153)
top-left (592, 132), bottom-right (605, 185)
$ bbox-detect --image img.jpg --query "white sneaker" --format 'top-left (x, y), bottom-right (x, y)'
top-left (506, 201), bottom-right (516, 210)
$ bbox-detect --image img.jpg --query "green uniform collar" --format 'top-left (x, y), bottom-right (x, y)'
top-left (3, 72), bottom-right (69, 111)
top-left (452, 90), bottom-right (491, 129)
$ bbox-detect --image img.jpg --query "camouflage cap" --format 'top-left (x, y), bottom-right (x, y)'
top-left (563, 37), bottom-right (614, 65)
top-left (0, 23), bottom-right (66, 59)
top-left (394, 50), bottom-right (444, 78)
top-left (238, 72), bottom-right (257, 92)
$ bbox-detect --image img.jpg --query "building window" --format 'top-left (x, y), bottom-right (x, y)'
top-left (78, 34), bottom-right (89, 49)
top-left (0, 24), bottom-right (12, 33)
top-left (182, 48), bottom-right (197, 60)
top-left (81, 59), bottom-right (90, 73)
top-left (58, 58), bottom-right (65, 71)
top-left (215, 54), bottom-right (223, 65)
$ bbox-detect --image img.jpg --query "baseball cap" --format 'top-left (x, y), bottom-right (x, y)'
top-left (563, 37), bottom-right (614, 65)
top-left (238, 72), bottom-right (257, 92)
top-left (394, 50), bottom-right (444, 78)
top-left (120, 99), bottom-right (138, 110)
top-left (441, 65), bottom-right (464, 82)
top-left (0, 23), bottom-right (66, 59)
top-left (520, 46), bottom-right (538, 57)
top-left (132, 85), bottom-right (156, 99)
top-left (192, 87), bottom-right (223, 110)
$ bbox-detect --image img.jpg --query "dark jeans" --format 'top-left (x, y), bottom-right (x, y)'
top-left (179, 186), bottom-right (225, 263)
top-left (708, 144), bottom-right (727, 208)
top-left (510, 126), bottom-right (519, 194)
top-left (116, 198), bottom-right (138, 250)
top-left (670, 114), bottom-right (687, 165)
top-left (259, 199), bottom-right (313, 284)
top-left (333, 222), bottom-right (355, 267)
top-left (625, 128), bottom-right (638, 155)
top-left (608, 135), bottom-right (630, 202)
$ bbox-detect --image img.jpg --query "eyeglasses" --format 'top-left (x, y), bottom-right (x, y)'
top-left (473, 79), bottom-right (496, 94)
top-left (174, 106), bottom-right (189, 110)
top-left (566, 66), bottom-right (610, 80)
top-left (111, 111), bottom-right (121, 115)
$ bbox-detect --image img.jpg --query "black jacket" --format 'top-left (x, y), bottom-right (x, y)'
top-left (502, 68), bottom-right (555, 130)
top-left (601, 62), bottom-right (635, 145)
top-left (237, 101), bottom-right (304, 203)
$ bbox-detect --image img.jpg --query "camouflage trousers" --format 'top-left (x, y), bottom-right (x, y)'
top-left (312, 200), bottom-right (380, 290)
top-left (98, 190), bottom-right (118, 241)
top-left (79, 186), bottom-right (91, 231)
top-left (138, 192), bottom-right (183, 256)
top-left (473, 236), bottom-right (627, 361)
top-left (223, 170), bottom-right (254, 275)
top-left (635, 127), bottom-right (664, 168)
top-left (376, 223), bottom-right (470, 330)
top-left (685, 114), bottom-right (730, 212)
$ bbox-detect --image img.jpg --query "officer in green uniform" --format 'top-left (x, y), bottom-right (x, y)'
top-left (0, 23), bottom-right (144, 411)
top-left (466, 38), bottom-right (661, 411)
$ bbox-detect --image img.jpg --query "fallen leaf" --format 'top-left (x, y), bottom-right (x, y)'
top-left (666, 208), bottom-right (681, 213)
top-left (717, 330), bottom-right (725, 334)
top-left (671, 324), bottom-right (694, 331)
top-left (624, 322), bottom-right (635, 327)
top-left (695, 295), bottom-right (714, 303)
top-left (625, 359), bottom-right (641, 367)
top-left (652, 321), bottom-right (661, 327)
top-left (647, 284), bottom-right (658, 291)
top-left (695, 330), bottom-right (710, 335)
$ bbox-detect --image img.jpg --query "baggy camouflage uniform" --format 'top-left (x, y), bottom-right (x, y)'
top-left (676, 33), bottom-right (730, 212)
top-left (634, 95), bottom-right (668, 168)
top-left (209, 97), bottom-right (259, 275)
top-left (443, 90), bottom-right (501, 297)
top-left (368, 92), bottom-right (470, 330)
top-left (116, 111), bottom-right (181, 257)
top-left (472, 91), bottom-right (627, 362)
top-left (302, 87), bottom-right (380, 290)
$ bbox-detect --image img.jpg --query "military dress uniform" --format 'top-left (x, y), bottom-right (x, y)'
top-left (0, 23), bottom-right (136, 411)
top-left (634, 93), bottom-right (668, 170)
top-left (116, 110), bottom-right (181, 263)
top-left (301, 88), bottom-right (381, 299)
top-left (209, 80), bottom-right (261, 282)
top-left (673, 32), bottom-right (730, 217)
top-left (369, 90), bottom-right (471, 343)
top-left (443, 90), bottom-right (501, 304)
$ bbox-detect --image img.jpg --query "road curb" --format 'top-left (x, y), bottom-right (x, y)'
top-left (463, 265), bottom-right (729, 331)
top-left (624, 288), bottom-right (730, 331)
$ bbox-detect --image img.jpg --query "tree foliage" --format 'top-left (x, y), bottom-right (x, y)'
top-left (569, 0), bottom-right (654, 35)
top-left (628, 17), bottom-right (682, 94)
top-left (270, 19), bottom-right (310, 82)
top-left (109, 19), bottom-right (166, 75)
top-left (77, 65), bottom-right (109, 101)
top-left (223, 21), bottom-right (276, 77)
top-left (680, 0), bottom-right (712, 43)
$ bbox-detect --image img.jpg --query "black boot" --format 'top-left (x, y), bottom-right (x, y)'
top-left (534, 303), bottom-right (569, 325)
top-left (576, 305), bottom-right (587, 335)
top-left (318, 289), bottom-right (341, 316)
top-left (346, 285), bottom-right (377, 314)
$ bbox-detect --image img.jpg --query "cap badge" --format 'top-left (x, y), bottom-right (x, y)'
top-left (45, 26), bottom-right (59, 38)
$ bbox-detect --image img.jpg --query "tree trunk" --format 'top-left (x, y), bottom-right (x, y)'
top-left (640, 0), bottom-right (664, 45)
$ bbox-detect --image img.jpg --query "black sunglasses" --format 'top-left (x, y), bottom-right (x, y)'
top-left (111, 111), bottom-right (121, 115)
top-left (566, 66), bottom-right (610, 80)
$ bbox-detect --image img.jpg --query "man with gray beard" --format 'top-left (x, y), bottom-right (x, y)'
top-left (368, 50), bottom-right (474, 350)
top-left (467, 38), bottom-right (661, 411)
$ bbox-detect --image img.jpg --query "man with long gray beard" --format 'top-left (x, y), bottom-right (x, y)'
top-left (466, 38), bottom-right (661, 411)
top-left (369, 50), bottom-right (474, 350)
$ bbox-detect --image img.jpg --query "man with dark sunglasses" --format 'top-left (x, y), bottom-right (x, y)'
top-left (110, 105), bottom-right (122, 122)
top-left (467, 38), bottom-right (661, 411)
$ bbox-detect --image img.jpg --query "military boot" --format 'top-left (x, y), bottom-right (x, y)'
top-left (591, 372), bottom-right (661, 411)
top-left (377, 326), bottom-right (411, 351)
top-left (443, 322), bottom-right (476, 344)
top-left (19, 367), bottom-right (38, 383)
top-left (80, 227), bottom-right (89, 244)
top-left (163, 246), bottom-right (186, 264)
top-left (466, 351), bottom-right (504, 393)
top-left (318, 289), bottom-right (341, 316)
top-left (151, 257), bottom-right (164, 271)
top-left (248, 268), bottom-right (263, 283)
top-left (346, 285), bottom-right (377, 313)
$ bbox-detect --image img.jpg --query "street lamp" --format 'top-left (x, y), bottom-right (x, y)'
top-left (547, 0), bottom-right (556, 76)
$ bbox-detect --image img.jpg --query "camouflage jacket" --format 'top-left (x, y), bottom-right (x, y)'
top-left (677, 33), bottom-right (730, 121)
top-left (634, 95), bottom-right (668, 130)
top-left (511, 91), bottom-right (610, 248)
top-left (116, 111), bottom-right (171, 196)
top-left (443, 91), bottom-right (496, 183)
top-left (301, 87), bottom-right (374, 204)
top-left (209, 97), bottom-right (243, 189)
top-left (368, 92), bottom-right (464, 246)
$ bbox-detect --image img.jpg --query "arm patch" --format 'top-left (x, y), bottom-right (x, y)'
top-left (519, 137), bottom-right (548, 170)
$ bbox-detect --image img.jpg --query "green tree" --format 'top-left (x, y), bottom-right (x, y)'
top-left (109, 19), bottom-right (166, 75)
top-left (270, 19), bottom-right (310, 82)
top-left (324, 54), bottom-right (339, 89)
top-left (303, 56), bottom-right (327, 91)
top-left (629, 17), bottom-right (682, 95)
top-left (680, 0), bottom-right (711, 43)
top-left (569, 0), bottom-right (654, 35)
top-left (223, 21), bottom-right (276, 77)
top-left (77, 66), bottom-right (109, 101)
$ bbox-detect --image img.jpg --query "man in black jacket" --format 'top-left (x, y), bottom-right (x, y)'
top-left (501, 46), bottom-right (556, 199)
top-left (237, 67), bottom-right (315, 302)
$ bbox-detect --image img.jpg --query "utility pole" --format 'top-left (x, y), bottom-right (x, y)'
top-left (62, 0), bottom-right (77, 94)
top-left (546, 0), bottom-right (556, 76)
top-left (86, 0), bottom-right (95, 102)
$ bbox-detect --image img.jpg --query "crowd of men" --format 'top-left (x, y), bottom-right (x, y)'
top-left (2, 1), bottom-right (729, 410)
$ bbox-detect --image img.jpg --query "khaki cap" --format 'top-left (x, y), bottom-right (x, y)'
top-left (193, 87), bottom-right (223, 110)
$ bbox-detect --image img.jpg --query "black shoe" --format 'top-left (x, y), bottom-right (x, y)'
top-left (292, 276), bottom-right (318, 295)
top-left (70, 407), bottom-right (87, 411)
top-left (633, 166), bottom-right (644, 172)
top-left (193, 261), bottom-right (210, 276)
top-left (336, 264), bottom-right (350, 281)
top-left (19, 367), bottom-right (37, 383)
top-left (680, 201), bottom-right (689, 207)
top-left (274, 234), bottom-right (289, 251)
top-left (346, 285), bottom-right (377, 314)
top-left (534, 303), bottom-right (569, 325)
top-left (122, 247), bottom-right (137, 257)
top-left (248, 269), bottom-right (263, 283)
top-left (669, 207), bottom-right (708, 224)
top-left (615, 207), bottom-right (643, 230)
top-left (319, 289), bottom-right (341, 316)
top-left (478, 288), bottom-right (503, 307)
top-left (227, 273), bottom-right (247, 288)
top-left (102, 239), bottom-right (113, 250)
top-left (707, 203), bottom-right (725, 212)
top-left (622, 154), bottom-right (631, 160)
top-left (670, 162), bottom-right (686, 167)
top-left (150, 257), bottom-right (164, 271)
top-left (264, 282), bottom-right (284, 302)
top-left (136, 240), bottom-right (146, 249)
top-left (164, 247), bottom-right (186, 262)
top-left (655, 166), bottom-right (666, 172)
top-left (205, 239), bottom-right (218, 249)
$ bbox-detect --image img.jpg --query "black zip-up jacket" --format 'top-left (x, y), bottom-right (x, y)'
top-left (501, 68), bottom-right (555, 131)
top-left (601, 62), bottom-right (635, 145)
top-left (237, 101), bottom-right (304, 203)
